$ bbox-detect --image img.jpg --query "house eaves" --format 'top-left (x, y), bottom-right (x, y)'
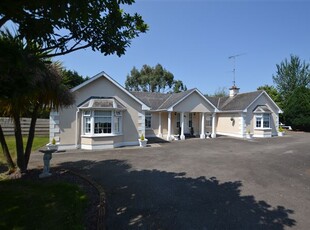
top-left (217, 110), bottom-right (244, 113)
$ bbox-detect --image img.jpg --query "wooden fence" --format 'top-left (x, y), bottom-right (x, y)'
top-left (0, 117), bottom-right (49, 136)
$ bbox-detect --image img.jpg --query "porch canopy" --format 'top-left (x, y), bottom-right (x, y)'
top-left (132, 89), bottom-right (218, 140)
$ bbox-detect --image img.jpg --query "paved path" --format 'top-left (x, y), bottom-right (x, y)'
top-left (30, 132), bottom-right (310, 229)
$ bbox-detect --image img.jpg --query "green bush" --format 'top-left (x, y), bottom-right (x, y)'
top-left (284, 87), bottom-right (310, 131)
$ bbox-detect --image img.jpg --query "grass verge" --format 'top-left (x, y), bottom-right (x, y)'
top-left (0, 136), bottom-right (49, 164)
top-left (0, 179), bottom-right (87, 230)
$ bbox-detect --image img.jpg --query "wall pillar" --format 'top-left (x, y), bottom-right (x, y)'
top-left (157, 112), bottom-right (163, 137)
top-left (200, 112), bottom-right (205, 139)
top-left (211, 113), bottom-right (216, 138)
top-left (180, 112), bottom-right (185, 140)
top-left (167, 112), bottom-right (172, 141)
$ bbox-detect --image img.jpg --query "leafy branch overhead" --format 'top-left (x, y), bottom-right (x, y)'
top-left (125, 64), bottom-right (187, 93)
top-left (0, 0), bottom-right (148, 57)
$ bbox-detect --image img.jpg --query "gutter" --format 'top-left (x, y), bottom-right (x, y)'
top-left (75, 108), bottom-right (80, 149)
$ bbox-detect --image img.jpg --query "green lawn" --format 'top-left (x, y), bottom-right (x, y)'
top-left (0, 179), bottom-right (87, 230)
top-left (0, 136), bottom-right (49, 164)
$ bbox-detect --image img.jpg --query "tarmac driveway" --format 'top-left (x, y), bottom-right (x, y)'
top-left (30, 132), bottom-right (310, 229)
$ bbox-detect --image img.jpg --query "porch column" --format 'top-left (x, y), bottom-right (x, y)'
top-left (211, 113), bottom-right (216, 138)
top-left (200, 112), bottom-right (205, 139)
top-left (180, 112), bottom-right (185, 140)
top-left (167, 111), bottom-right (172, 141)
top-left (158, 112), bottom-right (163, 137)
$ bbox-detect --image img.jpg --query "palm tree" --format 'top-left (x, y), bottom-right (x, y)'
top-left (0, 30), bottom-right (74, 172)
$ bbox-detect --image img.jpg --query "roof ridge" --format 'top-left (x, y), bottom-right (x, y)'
top-left (158, 92), bottom-right (174, 109)
top-left (217, 97), bottom-right (221, 108)
top-left (220, 96), bottom-right (234, 109)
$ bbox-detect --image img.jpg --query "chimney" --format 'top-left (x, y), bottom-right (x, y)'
top-left (229, 85), bottom-right (240, 97)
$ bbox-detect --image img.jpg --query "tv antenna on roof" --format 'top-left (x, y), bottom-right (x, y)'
top-left (228, 53), bottom-right (246, 87)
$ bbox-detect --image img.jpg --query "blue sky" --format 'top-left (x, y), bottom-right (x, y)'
top-left (55, 0), bottom-right (310, 95)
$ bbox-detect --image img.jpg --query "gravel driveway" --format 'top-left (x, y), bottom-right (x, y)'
top-left (30, 132), bottom-right (310, 229)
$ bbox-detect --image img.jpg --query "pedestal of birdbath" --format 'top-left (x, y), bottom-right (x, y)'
top-left (39, 149), bottom-right (56, 178)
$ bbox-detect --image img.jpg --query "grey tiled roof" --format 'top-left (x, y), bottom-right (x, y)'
top-left (131, 89), bottom-right (196, 110)
top-left (130, 91), bottom-right (170, 110)
top-left (132, 89), bottom-right (264, 112)
top-left (79, 97), bottom-right (126, 109)
top-left (206, 90), bottom-right (263, 111)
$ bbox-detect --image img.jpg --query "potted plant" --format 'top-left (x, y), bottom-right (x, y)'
top-left (246, 129), bottom-right (252, 139)
top-left (46, 138), bottom-right (58, 151)
top-left (278, 126), bottom-right (284, 136)
top-left (138, 134), bottom-right (148, 147)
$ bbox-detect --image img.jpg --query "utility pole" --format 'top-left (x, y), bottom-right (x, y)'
top-left (228, 53), bottom-right (245, 87)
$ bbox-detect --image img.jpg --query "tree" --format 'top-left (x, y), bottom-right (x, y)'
top-left (0, 0), bottom-right (148, 58)
top-left (273, 55), bottom-right (310, 103)
top-left (125, 67), bottom-right (141, 91)
top-left (272, 55), bottom-right (310, 130)
top-left (172, 80), bottom-right (187, 93)
top-left (257, 85), bottom-right (283, 109)
top-left (0, 32), bottom-right (74, 172)
top-left (125, 64), bottom-right (186, 93)
top-left (212, 87), bottom-right (228, 97)
top-left (284, 86), bottom-right (310, 131)
top-left (61, 69), bottom-right (89, 89)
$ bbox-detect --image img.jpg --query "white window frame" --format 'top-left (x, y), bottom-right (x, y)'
top-left (94, 111), bottom-right (112, 134)
top-left (83, 110), bottom-right (91, 134)
top-left (114, 111), bottom-right (122, 134)
top-left (255, 113), bottom-right (270, 129)
top-left (82, 110), bottom-right (123, 136)
top-left (145, 112), bottom-right (152, 129)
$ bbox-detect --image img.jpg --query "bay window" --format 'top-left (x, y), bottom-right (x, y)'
top-left (82, 110), bottom-right (122, 135)
top-left (255, 114), bottom-right (270, 128)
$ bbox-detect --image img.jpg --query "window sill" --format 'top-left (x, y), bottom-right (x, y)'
top-left (81, 134), bottom-right (123, 138)
top-left (254, 128), bottom-right (271, 130)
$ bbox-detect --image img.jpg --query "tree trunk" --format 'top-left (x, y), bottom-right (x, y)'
top-left (0, 124), bottom-right (15, 170)
top-left (13, 115), bottom-right (26, 172)
top-left (24, 105), bottom-right (39, 167)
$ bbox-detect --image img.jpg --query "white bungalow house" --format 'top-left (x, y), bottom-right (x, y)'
top-left (50, 71), bottom-right (282, 150)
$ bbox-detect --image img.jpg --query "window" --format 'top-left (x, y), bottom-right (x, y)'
top-left (263, 114), bottom-right (270, 128)
top-left (94, 111), bottom-right (111, 134)
top-left (176, 113), bottom-right (180, 128)
top-left (255, 114), bottom-right (270, 128)
top-left (83, 111), bottom-right (91, 134)
top-left (82, 110), bottom-right (122, 135)
top-left (145, 112), bottom-right (152, 129)
top-left (256, 116), bottom-right (262, 128)
top-left (114, 111), bottom-right (122, 134)
top-left (189, 113), bottom-right (193, 127)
